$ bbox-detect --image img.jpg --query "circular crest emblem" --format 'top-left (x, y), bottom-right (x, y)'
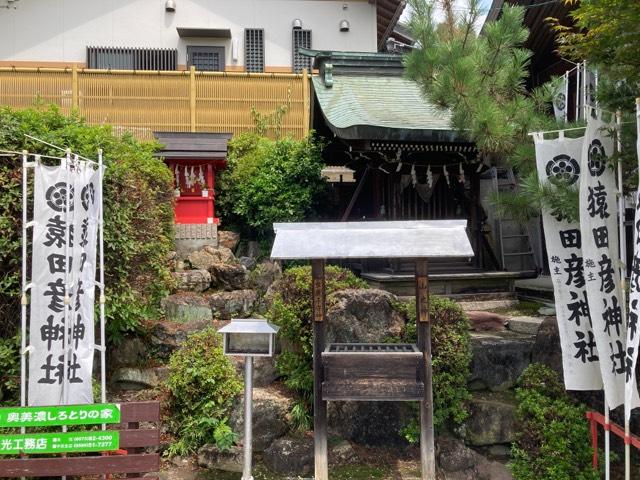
top-left (545, 154), bottom-right (580, 185)
top-left (587, 139), bottom-right (606, 177)
top-left (554, 92), bottom-right (566, 111)
top-left (81, 183), bottom-right (95, 211)
top-left (45, 182), bottom-right (74, 212)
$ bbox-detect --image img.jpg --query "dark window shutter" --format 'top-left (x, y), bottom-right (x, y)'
top-left (244, 28), bottom-right (265, 73)
top-left (292, 29), bottom-right (312, 73)
top-left (86, 47), bottom-right (177, 70)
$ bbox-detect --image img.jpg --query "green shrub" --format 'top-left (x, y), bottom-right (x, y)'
top-left (217, 133), bottom-right (329, 239)
top-left (0, 335), bottom-right (20, 406)
top-left (166, 328), bottom-right (242, 456)
top-left (268, 265), bottom-right (368, 429)
top-left (510, 363), bottom-right (599, 480)
top-left (0, 105), bottom-right (174, 343)
top-left (398, 296), bottom-right (472, 441)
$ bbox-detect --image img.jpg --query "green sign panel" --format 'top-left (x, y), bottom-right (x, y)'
top-left (0, 431), bottom-right (119, 455)
top-left (0, 404), bottom-right (120, 428)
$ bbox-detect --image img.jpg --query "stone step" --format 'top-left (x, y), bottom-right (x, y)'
top-left (469, 331), bottom-right (535, 392)
top-left (464, 391), bottom-right (517, 447)
top-left (161, 293), bottom-right (212, 323)
top-left (507, 316), bottom-right (544, 335)
top-left (161, 290), bottom-right (258, 322)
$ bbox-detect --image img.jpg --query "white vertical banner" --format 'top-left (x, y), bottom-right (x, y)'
top-left (580, 110), bottom-right (638, 409)
top-left (28, 160), bottom-right (100, 406)
top-left (553, 73), bottom-right (568, 122)
top-left (535, 133), bottom-right (603, 390)
top-left (627, 99), bottom-right (640, 421)
top-left (67, 161), bottom-right (100, 403)
top-left (28, 163), bottom-right (69, 405)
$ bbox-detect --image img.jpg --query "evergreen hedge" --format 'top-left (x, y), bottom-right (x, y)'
top-left (0, 106), bottom-right (174, 346)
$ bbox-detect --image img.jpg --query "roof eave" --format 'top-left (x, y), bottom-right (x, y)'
top-left (378, 0), bottom-right (408, 51)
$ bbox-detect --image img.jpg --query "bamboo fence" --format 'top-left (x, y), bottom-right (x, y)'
top-left (0, 66), bottom-right (310, 139)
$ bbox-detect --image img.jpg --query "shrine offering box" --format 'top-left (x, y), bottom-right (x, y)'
top-left (321, 343), bottom-right (424, 401)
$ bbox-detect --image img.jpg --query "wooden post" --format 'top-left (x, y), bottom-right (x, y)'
top-left (312, 259), bottom-right (328, 480)
top-left (416, 259), bottom-right (435, 479)
top-left (72, 64), bottom-right (79, 110)
top-left (189, 66), bottom-right (196, 133)
top-left (302, 68), bottom-right (310, 137)
top-left (341, 166), bottom-right (369, 222)
top-left (470, 171), bottom-right (482, 269)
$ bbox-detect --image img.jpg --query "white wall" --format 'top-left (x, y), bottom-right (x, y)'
top-left (0, 0), bottom-right (378, 69)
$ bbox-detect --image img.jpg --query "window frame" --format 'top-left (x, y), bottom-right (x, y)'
top-left (292, 29), bottom-right (312, 74)
top-left (244, 28), bottom-right (265, 73)
top-left (187, 45), bottom-right (226, 72)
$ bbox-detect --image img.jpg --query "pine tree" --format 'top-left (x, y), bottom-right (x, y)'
top-left (405, 0), bottom-right (578, 220)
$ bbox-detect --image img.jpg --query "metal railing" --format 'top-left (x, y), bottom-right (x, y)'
top-left (0, 66), bottom-right (310, 140)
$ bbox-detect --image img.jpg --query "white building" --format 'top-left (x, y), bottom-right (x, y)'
top-left (0, 0), bottom-right (406, 73)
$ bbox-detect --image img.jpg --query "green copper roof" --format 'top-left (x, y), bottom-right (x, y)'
top-left (312, 75), bottom-right (459, 142)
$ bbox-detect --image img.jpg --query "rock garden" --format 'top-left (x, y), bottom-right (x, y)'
top-left (103, 231), bottom-right (595, 480)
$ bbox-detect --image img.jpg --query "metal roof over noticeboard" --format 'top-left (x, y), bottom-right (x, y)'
top-left (270, 221), bottom-right (474, 260)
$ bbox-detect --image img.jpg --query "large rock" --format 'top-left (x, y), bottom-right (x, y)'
top-left (330, 440), bottom-right (358, 465)
top-left (249, 261), bottom-right (282, 293)
top-left (217, 230), bottom-right (240, 252)
top-left (437, 436), bottom-right (477, 473)
top-left (230, 387), bottom-right (293, 452)
top-left (208, 289), bottom-right (257, 319)
top-left (469, 332), bottom-right (534, 391)
top-left (109, 337), bottom-right (148, 368)
top-left (149, 319), bottom-right (211, 360)
top-left (111, 366), bottom-right (169, 391)
top-left (232, 356), bottom-right (279, 387)
top-left (239, 256), bottom-right (257, 270)
top-left (210, 262), bottom-right (247, 291)
top-left (162, 293), bottom-right (213, 323)
top-left (467, 311), bottom-right (507, 332)
top-left (263, 436), bottom-right (314, 476)
top-left (326, 289), bottom-right (405, 343)
top-left (436, 435), bottom-right (513, 480)
top-left (197, 444), bottom-right (243, 472)
top-left (186, 246), bottom-right (247, 291)
top-left (475, 459), bottom-right (513, 480)
top-left (531, 316), bottom-right (563, 378)
top-left (328, 401), bottom-right (411, 446)
top-left (464, 394), bottom-right (516, 446)
top-left (172, 269), bottom-right (211, 293)
top-left (187, 245), bottom-right (235, 270)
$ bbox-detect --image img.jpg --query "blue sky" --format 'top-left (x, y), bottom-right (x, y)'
top-left (401, 0), bottom-right (495, 30)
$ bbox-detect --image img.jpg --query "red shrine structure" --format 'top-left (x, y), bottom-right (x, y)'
top-left (154, 132), bottom-right (231, 225)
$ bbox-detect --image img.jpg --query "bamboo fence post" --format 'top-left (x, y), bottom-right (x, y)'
top-left (190, 66), bottom-right (196, 132)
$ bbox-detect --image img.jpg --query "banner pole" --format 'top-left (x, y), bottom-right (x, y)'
top-left (594, 70), bottom-right (599, 109)
top-left (62, 149), bottom-right (71, 407)
top-left (20, 151), bottom-right (28, 411)
top-left (632, 97), bottom-right (640, 480)
top-left (616, 111), bottom-right (631, 480)
top-left (98, 149), bottom-right (106, 406)
top-left (605, 391), bottom-right (610, 480)
top-left (563, 71), bottom-right (568, 123)
top-left (62, 149), bottom-right (71, 480)
top-left (20, 151), bottom-right (28, 480)
top-left (575, 62), bottom-right (581, 121)
top-left (582, 61), bottom-right (588, 120)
